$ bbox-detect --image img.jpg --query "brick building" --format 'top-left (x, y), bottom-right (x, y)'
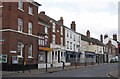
top-left (0, 1), bottom-right (53, 71)
top-left (39, 12), bottom-right (66, 67)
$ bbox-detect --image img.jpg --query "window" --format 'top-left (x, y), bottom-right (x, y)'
top-left (70, 42), bottom-right (72, 50)
top-left (53, 23), bottom-right (55, 32)
top-left (61, 26), bottom-right (63, 35)
top-left (29, 5), bottom-right (33, 15)
top-left (74, 44), bottom-right (75, 51)
top-left (70, 32), bottom-right (72, 38)
top-left (17, 42), bottom-right (23, 57)
top-left (38, 36), bottom-right (45, 46)
top-left (53, 35), bottom-right (55, 44)
top-left (18, 1), bottom-right (23, 10)
top-left (28, 44), bottom-right (32, 57)
top-left (61, 37), bottom-right (63, 45)
top-left (74, 35), bottom-right (75, 41)
top-left (45, 27), bottom-right (48, 34)
top-left (67, 30), bottom-right (69, 37)
top-left (67, 41), bottom-right (69, 49)
top-left (45, 39), bottom-right (48, 45)
top-left (28, 22), bottom-right (32, 34)
top-left (18, 18), bottom-right (23, 32)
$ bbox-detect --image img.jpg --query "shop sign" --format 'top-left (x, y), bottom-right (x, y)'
top-left (2, 54), bottom-right (7, 63)
top-left (12, 56), bottom-right (18, 64)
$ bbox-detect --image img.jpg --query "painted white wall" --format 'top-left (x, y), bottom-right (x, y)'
top-left (94, 45), bottom-right (104, 54)
top-left (65, 28), bottom-right (81, 52)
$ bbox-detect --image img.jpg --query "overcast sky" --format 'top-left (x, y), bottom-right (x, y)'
top-left (35, 0), bottom-right (119, 41)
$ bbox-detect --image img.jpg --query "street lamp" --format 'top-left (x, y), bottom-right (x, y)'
top-left (22, 44), bottom-right (27, 73)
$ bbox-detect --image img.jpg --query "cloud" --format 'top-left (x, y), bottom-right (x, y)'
top-left (36, 0), bottom-right (118, 40)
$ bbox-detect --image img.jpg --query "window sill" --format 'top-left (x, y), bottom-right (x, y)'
top-left (18, 8), bottom-right (24, 12)
top-left (28, 56), bottom-right (33, 58)
top-left (18, 56), bottom-right (23, 58)
top-left (29, 13), bottom-right (34, 16)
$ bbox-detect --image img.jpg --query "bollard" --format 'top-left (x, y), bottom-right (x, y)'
top-left (61, 61), bottom-right (64, 69)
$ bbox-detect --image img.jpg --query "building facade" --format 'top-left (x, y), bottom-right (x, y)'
top-left (1, 1), bottom-right (41, 71)
top-left (39, 12), bottom-right (66, 67)
top-left (65, 21), bottom-right (81, 64)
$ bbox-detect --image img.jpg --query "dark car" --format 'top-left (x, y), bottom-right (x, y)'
top-left (110, 59), bottom-right (115, 63)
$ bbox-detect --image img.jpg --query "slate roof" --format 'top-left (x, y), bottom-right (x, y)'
top-left (39, 12), bottom-right (106, 47)
top-left (38, 17), bottom-right (50, 26)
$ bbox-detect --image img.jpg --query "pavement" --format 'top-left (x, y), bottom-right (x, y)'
top-left (2, 63), bottom-right (119, 77)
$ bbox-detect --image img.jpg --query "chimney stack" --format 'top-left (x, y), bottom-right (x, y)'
top-left (104, 34), bottom-right (108, 39)
top-left (40, 11), bottom-right (45, 15)
top-left (100, 34), bottom-right (103, 42)
top-left (86, 30), bottom-right (90, 38)
top-left (113, 34), bottom-right (117, 41)
top-left (59, 17), bottom-right (63, 24)
top-left (71, 21), bottom-right (76, 31)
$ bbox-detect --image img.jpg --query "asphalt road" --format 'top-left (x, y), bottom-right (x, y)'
top-left (31, 63), bottom-right (118, 77)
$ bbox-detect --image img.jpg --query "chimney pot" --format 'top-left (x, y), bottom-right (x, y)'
top-left (71, 21), bottom-right (76, 31)
top-left (40, 11), bottom-right (45, 15)
top-left (113, 34), bottom-right (117, 41)
top-left (86, 30), bottom-right (90, 38)
top-left (104, 34), bottom-right (108, 39)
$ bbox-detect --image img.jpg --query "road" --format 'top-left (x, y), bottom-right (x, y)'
top-left (31, 63), bottom-right (118, 77)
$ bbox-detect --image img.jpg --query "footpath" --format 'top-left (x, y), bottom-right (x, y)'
top-left (2, 63), bottom-right (118, 77)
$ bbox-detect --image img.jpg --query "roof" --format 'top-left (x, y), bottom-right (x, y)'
top-left (33, 1), bottom-right (41, 6)
top-left (81, 34), bottom-right (106, 46)
top-left (38, 17), bottom-right (50, 26)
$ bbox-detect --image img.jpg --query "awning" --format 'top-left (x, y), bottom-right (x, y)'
top-left (39, 47), bottom-right (53, 51)
top-left (85, 51), bottom-right (95, 56)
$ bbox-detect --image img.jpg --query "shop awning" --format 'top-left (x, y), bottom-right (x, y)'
top-left (39, 47), bottom-right (53, 51)
top-left (85, 51), bottom-right (95, 56)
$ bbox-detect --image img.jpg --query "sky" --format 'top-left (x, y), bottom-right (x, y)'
top-left (35, 0), bottom-right (119, 41)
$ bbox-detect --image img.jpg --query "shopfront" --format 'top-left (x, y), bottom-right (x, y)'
top-left (38, 47), bottom-right (53, 69)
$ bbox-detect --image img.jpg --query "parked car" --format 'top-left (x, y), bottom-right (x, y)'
top-left (110, 59), bottom-right (115, 63)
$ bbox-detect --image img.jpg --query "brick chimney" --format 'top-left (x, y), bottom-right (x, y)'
top-left (104, 34), bottom-right (108, 39)
top-left (86, 30), bottom-right (90, 38)
top-left (71, 21), bottom-right (76, 31)
top-left (40, 11), bottom-right (45, 15)
top-left (108, 40), bottom-right (111, 44)
top-left (113, 34), bottom-right (117, 41)
top-left (58, 17), bottom-right (63, 24)
top-left (100, 34), bottom-right (103, 42)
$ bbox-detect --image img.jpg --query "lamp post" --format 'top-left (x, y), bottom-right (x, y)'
top-left (23, 44), bottom-right (27, 73)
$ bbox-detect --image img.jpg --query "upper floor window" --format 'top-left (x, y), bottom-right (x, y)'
top-left (53, 23), bottom-right (55, 32)
top-left (70, 32), bottom-right (72, 38)
top-left (29, 5), bottom-right (33, 15)
top-left (53, 35), bottom-right (55, 44)
top-left (70, 42), bottom-right (72, 50)
top-left (61, 37), bottom-right (63, 46)
top-left (18, 18), bottom-right (23, 32)
top-left (61, 26), bottom-right (63, 35)
top-left (67, 30), bottom-right (69, 37)
top-left (38, 36), bottom-right (45, 46)
top-left (17, 42), bottom-right (23, 57)
top-left (28, 22), bottom-right (32, 34)
top-left (45, 27), bottom-right (48, 34)
top-left (28, 44), bottom-right (32, 58)
top-left (45, 38), bottom-right (48, 45)
top-left (18, 1), bottom-right (23, 10)
top-left (74, 34), bottom-right (75, 41)
top-left (67, 41), bottom-right (69, 49)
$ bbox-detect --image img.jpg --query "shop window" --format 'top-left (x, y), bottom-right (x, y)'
top-left (17, 42), bottom-right (23, 57)
top-left (28, 44), bottom-right (32, 57)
